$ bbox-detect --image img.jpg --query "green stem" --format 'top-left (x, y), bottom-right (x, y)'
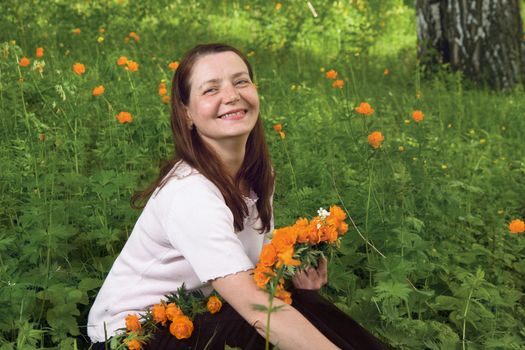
top-left (462, 288), bottom-right (474, 350)
top-left (282, 139), bottom-right (297, 190)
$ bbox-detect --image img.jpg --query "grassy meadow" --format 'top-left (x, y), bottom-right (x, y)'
top-left (1, 1), bottom-right (524, 349)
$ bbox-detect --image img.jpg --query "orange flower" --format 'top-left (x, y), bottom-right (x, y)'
top-left (126, 60), bottom-right (139, 72)
top-left (169, 315), bottom-right (194, 339)
top-left (92, 85), bottom-right (105, 97)
top-left (275, 3), bottom-right (282, 10)
top-left (325, 69), bottom-right (337, 79)
top-left (162, 95), bottom-right (171, 104)
top-left (73, 63), bottom-right (86, 75)
top-left (332, 79), bottom-right (344, 89)
top-left (19, 57), bottom-right (30, 67)
top-left (368, 131), bottom-right (384, 149)
top-left (206, 296), bottom-right (222, 314)
top-left (275, 287), bottom-right (292, 305)
top-left (355, 102), bottom-right (374, 115)
top-left (151, 304), bottom-right (168, 325)
top-left (159, 83), bottom-right (168, 96)
top-left (412, 110), bottom-right (424, 122)
top-left (124, 338), bottom-right (142, 350)
top-left (125, 314), bottom-right (141, 332)
top-left (509, 219), bottom-right (525, 234)
top-left (168, 61), bottom-right (179, 71)
top-left (72, 28), bottom-right (81, 35)
top-left (128, 31), bottom-right (140, 42)
top-left (253, 264), bottom-right (275, 288)
top-left (271, 227), bottom-right (298, 253)
top-left (383, 68), bottom-right (389, 76)
top-left (117, 56), bottom-right (128, 66)
top-left (259, 243), bottom-right (277, 267)
top-left (276, 246), bottom-right (301, 267)
top-left (273, 123), bottom-right (282, 132)
top-left (116, 111), bottom-right (133, 124)
top-left (294, 218), bottom-right (311, 244)
top-left (297, 218), bottom-right (322, 245)
top-left (278, 131), bottom-right (285, 139)
top-left (165, 303), bottom-right (183, 321)
top-left (319, 225), bottom-right (338, 243)
top-left (36, 47), bottom-right (44, 58)
top-left (329, 205), bottom-right (346, 222)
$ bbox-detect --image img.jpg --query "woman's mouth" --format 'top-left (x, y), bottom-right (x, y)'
top-left (218, 109), bottom-right (247, 120)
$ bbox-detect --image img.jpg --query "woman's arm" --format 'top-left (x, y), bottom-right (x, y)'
top-left (211, 270), bottom-right (339, 350)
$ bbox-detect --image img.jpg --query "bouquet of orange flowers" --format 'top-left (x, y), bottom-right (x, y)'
top-left (113, 285), bottom-right (223, 350)
top-left (253, 205), bottom-right (349, 305)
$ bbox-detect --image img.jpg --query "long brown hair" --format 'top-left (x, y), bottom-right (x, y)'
top-left (132, 43), bottom-right (275, 234)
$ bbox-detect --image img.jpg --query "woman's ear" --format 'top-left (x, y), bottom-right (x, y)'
top-left (184, 107), bottom-right (194, 130)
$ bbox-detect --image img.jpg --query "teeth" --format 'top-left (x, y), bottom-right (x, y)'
top-left (220, 110), bottom-right (245, 119)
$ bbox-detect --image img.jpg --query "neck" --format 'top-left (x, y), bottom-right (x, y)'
top-left (207, 136), bottom-right (248, 180)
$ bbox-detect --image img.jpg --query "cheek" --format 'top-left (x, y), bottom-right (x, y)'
top-left (191, 98), bottom-right (219, 117)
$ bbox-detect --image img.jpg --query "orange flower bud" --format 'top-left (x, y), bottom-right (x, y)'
top-left (509, 219), bottom-right (525, 234)
top-left (206, 296), bottom-right (222, 314)
top-left (73, 63), bottom-right (86, 75)
top-left (72, 28), bottom-right (81, 35)
top-left (355, 102), bottom-right (374, 115)
top-left (275, 287), bottom-right (292, 304)
top-left (168, 61), bottom-right (179, 71)
top-left (125, 314), bottom-right (141, 332)
top-left (117, 56), bottom-right (128, 66)
top-left (116, 111), bottom-right (133, 124)
top-left (325, 69), bottom-right (337, 79)
top-left (124, 338), bottom-right (142, 350)
top-left (92, 85), bottom-right (105, 97)
top-left (126, 60), bottom-right (139, 72)
top-left (36, 47), bottom-right (44, 58)
top-left (368, 131), bottom-right (384, 149)
top-left (273, 123), bottom-right (282, 132)
top-left (258, 243), bottom-right (277, 267)
top-left (332, 79), bottom-right (344, 89)
top-left (151, 304), bottom-right (168, 325)
top-left (412, 110), bottom-right (424, 122)
top-left (169, 315), bottom-right (193, 339)
top-left (19, 57), bottom-right (30, 67)
top-left (162, 95), bottom-right (171, 104)
top-left (165, 303), bottom-right (183, 321)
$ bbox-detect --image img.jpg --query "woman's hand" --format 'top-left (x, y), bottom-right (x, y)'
top-left (292, 257), bottom-right (328, 290)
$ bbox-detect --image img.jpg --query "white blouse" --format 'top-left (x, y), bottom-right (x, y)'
top-left (87, 161), bottom-right (272, 342)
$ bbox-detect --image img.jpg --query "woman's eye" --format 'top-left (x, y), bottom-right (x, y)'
top-left (204, 88), bottom-right (217, 94)
top-left (235, 80), bottom-right (249, 86)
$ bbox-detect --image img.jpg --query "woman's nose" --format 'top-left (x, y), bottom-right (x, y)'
top-left (223, 83), bottom-right (240, 103)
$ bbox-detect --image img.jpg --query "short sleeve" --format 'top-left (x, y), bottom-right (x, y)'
top-left (158, 176), bottom-right (255, 283)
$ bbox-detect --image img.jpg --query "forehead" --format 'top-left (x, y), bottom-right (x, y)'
top-left (189, 51), bottom-right (249, 87)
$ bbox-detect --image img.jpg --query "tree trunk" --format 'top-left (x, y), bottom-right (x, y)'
top-left (416, 0), bottom-right (525, 90)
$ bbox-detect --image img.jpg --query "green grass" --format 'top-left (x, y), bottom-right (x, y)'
top-left (1, 1), bottom-right (524, 349)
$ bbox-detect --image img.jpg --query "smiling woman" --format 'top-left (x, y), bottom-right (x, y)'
top-left (87, 43), bottom-right (388, 350)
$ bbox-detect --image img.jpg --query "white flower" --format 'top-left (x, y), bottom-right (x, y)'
top-left (317, 207), bottom-right (330, 220)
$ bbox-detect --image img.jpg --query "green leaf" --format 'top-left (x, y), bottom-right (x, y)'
top-left (374, 280), bottom-right (411, 302)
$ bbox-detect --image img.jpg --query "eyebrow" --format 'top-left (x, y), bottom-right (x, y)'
top-left (198, 71), bottom-right (250, 90)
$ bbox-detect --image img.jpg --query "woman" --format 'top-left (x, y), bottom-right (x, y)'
top-left (88, 43), bottom-right (388, 350)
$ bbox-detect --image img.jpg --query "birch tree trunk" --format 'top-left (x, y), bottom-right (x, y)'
top-left (416, 0), bottom-right (525, 90)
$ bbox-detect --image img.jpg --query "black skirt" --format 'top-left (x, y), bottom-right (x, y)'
top-left (92, 289), bottom-right (389, 350)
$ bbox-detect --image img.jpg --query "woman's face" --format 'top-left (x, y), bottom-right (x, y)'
top-left (185, 51), bottom-right (259, 150)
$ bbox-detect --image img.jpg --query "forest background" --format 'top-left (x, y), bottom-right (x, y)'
top-left (1, 0), bottom-right (524, 349)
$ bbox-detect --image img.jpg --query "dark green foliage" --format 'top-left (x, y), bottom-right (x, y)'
top-left (1, 1), bottom-right (524, 349)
